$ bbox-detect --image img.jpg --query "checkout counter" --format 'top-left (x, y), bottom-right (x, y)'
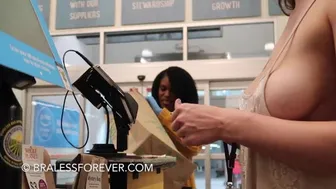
top-left (52, 154), bottom-right (176, 189)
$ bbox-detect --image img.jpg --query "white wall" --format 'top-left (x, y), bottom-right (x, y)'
top-left (53, 35), bottom-right (97, 66)
top-left (13, 89), bottom-right (25, 106)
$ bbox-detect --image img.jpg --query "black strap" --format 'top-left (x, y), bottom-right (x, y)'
top-left (223, 142), bottom-right (237, 188)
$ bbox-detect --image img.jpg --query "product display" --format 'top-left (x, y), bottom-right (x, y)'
top-left (71, 154), bottom-right (109, 189)
top-left (55, 154), bottom-right (176, 189)
top-left (22, 145), bottom-right (56, 189)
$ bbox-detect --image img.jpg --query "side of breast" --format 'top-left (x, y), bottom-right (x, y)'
top-left (264, 54), bottom-right (336, 121)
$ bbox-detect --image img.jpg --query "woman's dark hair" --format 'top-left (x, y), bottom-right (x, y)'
top-left (151, 66), bottom-right (198, 108)
top-left (279, 0), bottom-right (295, 15)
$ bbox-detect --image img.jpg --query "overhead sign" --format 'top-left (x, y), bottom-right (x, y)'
top-left (33, 100), bottom-right (80, 148)
top-left (0, 0), bottom-right (72, 90)
top-left (38, 0), bottom-right (50, 27)
top-left (56, 0), bottom-right (115, 29)
top-left (269, 0), bottom-right (284, 16)
top-left (122, 0), bottom-right (185, 25)
top-left (192, 0), bottom-right (261, 21)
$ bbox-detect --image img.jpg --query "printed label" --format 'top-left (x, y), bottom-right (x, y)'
top-left (0, 121), bottom-right (23, 169)
top-left (86, 172), bottom-right (102, 189)
top-left (57, 66), bottom-right (72, 91)
top-left (27, 179), bottom-right (48, 189)
top-left (22, 145), bottom-right (48, 189)
top-left (85, 157), bottom-right (104, 189)
top-left (39, 179), bottom-right (48, 189)
top-left (22, 145), bottom-right (44, 164)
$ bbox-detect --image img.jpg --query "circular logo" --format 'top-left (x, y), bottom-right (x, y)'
top-left (36, 107), bottom-right (53, 142)
top-left (39, 179), bottom-right (48, 189)
top-left (21, 163), bottom-right (30, 172)
top-left (1, 124), bottom-right (23, 168)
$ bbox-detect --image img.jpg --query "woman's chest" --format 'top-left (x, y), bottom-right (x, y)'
top-left (244, 16), bottom-right (336, 120)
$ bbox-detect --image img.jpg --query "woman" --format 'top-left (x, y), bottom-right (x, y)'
top-left (171, 0), bottom-right (336, 189)
top-left (147, 66), bottom-right (201, 189)
top-left (151, 66), bottom-right (199, 112)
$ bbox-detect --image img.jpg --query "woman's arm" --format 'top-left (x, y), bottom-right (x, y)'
top-left (228, 110), bottom-right (336, 176)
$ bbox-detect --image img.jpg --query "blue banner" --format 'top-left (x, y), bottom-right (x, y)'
top-left (0, 32), bottom-right (65, 87)
top-left (33, 100), bottom-right (80, 148)
top-left (0, 0), bottom-right (72, 91)
top-left (56, 0), bottom-right (115, 29)
top-left (269, 0), bottom-right (284, 16)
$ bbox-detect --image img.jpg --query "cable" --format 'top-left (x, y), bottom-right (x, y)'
top-left (103, 105), bottom-right (110, 144)
top-left (59, 50), bottom-right (93, 149)
top-left (63, 49), bottom-right (95, 68)
top-left (61, 90), bottom-right (89, 149)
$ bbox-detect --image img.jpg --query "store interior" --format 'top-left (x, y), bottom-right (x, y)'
top-left (2, 0), bottom-right (290, 188)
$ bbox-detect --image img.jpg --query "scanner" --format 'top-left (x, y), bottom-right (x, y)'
top-left (73, 65), bottom-right (138, 157)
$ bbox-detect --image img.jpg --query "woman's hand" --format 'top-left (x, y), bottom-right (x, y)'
top-left (171, 99), bottom-right (239, 146)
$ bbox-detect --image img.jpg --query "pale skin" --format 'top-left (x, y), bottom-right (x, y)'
top-left (172, 0), bottom-right (336, 177)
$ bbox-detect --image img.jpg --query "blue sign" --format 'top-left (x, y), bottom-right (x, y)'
top-left (193, 0), bottom-right (261, 20)
top-left (56, 0), bottom-right (115, 29)
top-left (122, 0), bottom-right (185, 25)
top-left (38, 0), bottom-right (51, 27)
top-left (269, 0), bottom-right (284, 16)
top-left (33, 100), bottom-right (80, 148)
top-left (0, 0), bottom-right (72, 91)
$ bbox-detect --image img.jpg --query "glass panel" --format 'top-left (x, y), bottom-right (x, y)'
top-left (211, 159), bottom-right (226, 189)
top-left (210, 89), bottom-right (244, 154)
top-left (84, 99), bottom-right (107, 153)
top-left (194, 159), bottom-right (206, 189)
top-left (31, 95), bottom-right (82, 156)
top-left (147, 88), bottom-right (205, 105)
top-left (210, 89), bottom-right (244, 109)
top-left (199, 146), bottom-right (206, 154)
top-left (187, 22), bottom-right (275, 60)
top-left (198, 90), bottom-right (205, 105)
top-left (53, 34), bottom-right (100, 66)
top-left (105, 29), bottom-right (183, 64)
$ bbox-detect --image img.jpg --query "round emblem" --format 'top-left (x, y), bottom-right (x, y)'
top-left (1, 124), bottom-right (23, 168)
top-left (36, 107), bottom-right (54, 142)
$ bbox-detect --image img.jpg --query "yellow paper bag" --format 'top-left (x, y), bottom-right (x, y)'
top-left (122, 91), bottom-right (196, 189)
